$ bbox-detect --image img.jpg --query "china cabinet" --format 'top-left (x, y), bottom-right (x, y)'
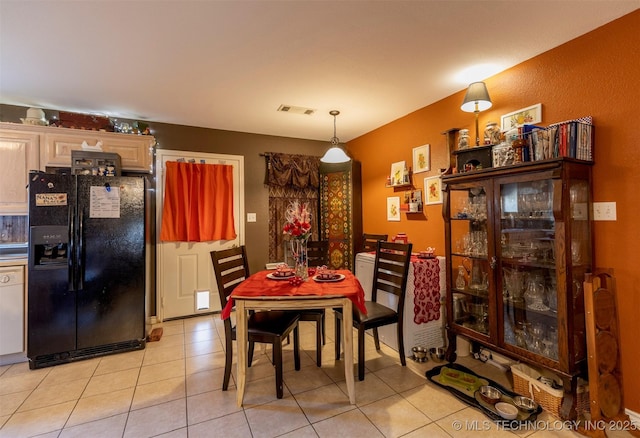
top-left (442, 158), bottom-right (592, 419)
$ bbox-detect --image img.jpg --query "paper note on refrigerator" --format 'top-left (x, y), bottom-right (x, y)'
top-left (90, 186), bottom-right (121, 218)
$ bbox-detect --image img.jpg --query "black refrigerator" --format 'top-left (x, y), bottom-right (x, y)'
top-left (27, 172), bottom-right (146, 369)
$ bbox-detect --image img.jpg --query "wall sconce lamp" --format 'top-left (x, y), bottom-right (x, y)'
top-left (461, 82), bottom-right (492, 146)
top-left (320, 110), bottom-right (351, 163)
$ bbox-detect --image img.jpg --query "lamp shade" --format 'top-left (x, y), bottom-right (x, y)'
top-left (461, 82), bottom-right (492, 112)
top-left (320, 110), bottom-right (351, 163)
top-left (320, 146), bottom-right (350, 163)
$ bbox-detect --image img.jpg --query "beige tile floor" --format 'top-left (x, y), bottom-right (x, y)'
top-left (0, 313), bottom-right (636, 438)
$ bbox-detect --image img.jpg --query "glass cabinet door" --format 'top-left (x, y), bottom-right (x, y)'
top-left (568, 178), bottom-right (591, 364)
top-left (449, 185), bottom-right (491, 337)
top-left (498, 178), bottom-right (558, 361)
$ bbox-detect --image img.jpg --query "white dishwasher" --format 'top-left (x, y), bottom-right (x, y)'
top-left (0, 265), bottom-right (25, 355)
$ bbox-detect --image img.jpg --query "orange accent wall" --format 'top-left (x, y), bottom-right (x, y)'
top-left (348, 10), bottom-right (640, 412)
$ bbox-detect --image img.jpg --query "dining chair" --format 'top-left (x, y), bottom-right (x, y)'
top-left (307, 239), bottom-right (329, 267)
top-left (361, 233), bottom-right (388, 252)
top-left (334, 240), bottom-right (413, 380)
top-left (300, 239), bottom-right (329, 366)
top-left (211, 246), bottom-right (300, 398)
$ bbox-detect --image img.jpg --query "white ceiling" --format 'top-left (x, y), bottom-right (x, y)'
top-left (1, 1), bottom-right (638, 142)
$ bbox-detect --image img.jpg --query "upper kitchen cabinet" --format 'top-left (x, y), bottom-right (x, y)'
top-left (41, 130), bottom-right (155, 173)
top-left (0, 122), bottom-right (155, 174)
top-left (0, 127), bottom-right (40, 214)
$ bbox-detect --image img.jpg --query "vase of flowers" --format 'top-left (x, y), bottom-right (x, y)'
top-left (283, 201), bottom-right (312, 280)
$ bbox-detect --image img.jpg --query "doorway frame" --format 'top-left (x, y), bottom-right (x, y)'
top-left (155, 149), bottom-right (245, 322)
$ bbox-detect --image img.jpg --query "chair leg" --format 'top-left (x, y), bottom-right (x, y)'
top-left (373, 327), bottom-right (381, 350)
top-left (223, 337), bottom-right (233, 391)
top-left (358, 326), bottom-right (366, 381)
top-left (293, 325), bottom-right (301, 371)
top-left (321, 311), bottom-right (326, 345)
top-left (315, 317), bottom-right (322, 367)
top-left (334, 312), bottom-right (342, 360)
top-left (397, 321), bottom-right (406, 367)
top-left (248, 341), bottom-right (255, 367)
top-left (274, 341), bottom-right (283, 399)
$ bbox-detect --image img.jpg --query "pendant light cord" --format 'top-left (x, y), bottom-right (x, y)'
top-left (330, 110), bottom-right (340, 145)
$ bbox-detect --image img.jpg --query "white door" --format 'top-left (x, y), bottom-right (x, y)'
top-left (156, 150), bottom-right (244, 320)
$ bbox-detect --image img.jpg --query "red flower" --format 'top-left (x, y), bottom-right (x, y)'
top-left (283, 201), bottom-right (312, 240)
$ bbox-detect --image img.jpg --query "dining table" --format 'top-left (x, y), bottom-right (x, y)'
top-left (221, 269), bottom-right (367, 407)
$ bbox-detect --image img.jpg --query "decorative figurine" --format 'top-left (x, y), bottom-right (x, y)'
top-left (458, 129), bottom-right (470, 149)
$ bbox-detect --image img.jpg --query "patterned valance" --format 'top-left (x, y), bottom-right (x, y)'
top-left (265, 153), bottom-right (320, 189)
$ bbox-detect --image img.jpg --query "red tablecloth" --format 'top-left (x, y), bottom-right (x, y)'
top-left (221, 270), bottom-right (367, 319)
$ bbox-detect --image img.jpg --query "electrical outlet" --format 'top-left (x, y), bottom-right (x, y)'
top-left (247, 213), bottom-right (257, 223)
top-left (593, 202), bottom-right (617, 221)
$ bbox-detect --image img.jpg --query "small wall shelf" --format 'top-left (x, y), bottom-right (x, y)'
top-left (385, 183), bottom-right (412, 189)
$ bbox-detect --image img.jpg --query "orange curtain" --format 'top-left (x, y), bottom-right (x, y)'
top-left (160, 161), bottom-right (237, 242)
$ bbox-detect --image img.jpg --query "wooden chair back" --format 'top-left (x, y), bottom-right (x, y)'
top-left (371, 241), bottom-right (412, 308)
top-left (210, 246), bottom-right (250, 309)
top-left (362, 233), bottom-right (388, 252)
top-left (307, 240), bottom-right (329, 267)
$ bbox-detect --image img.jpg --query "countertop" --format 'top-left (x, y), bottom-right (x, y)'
top-left (0, 257), bottom-right (27, 267)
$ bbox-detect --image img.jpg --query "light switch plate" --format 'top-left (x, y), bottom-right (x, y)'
top-left (592, 202), bottom-right (616, 221)
top-left (247, 213), bottom-right (257, 223)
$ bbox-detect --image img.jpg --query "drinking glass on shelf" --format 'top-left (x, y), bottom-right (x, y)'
top-left (531, 321), bottom-right (546, 340)
top-left (545, 327), bottom-right (559, 360)
top-left (541, 340), bottom-right (554, 358)
top-left (463, 233), bottom-right (472, 255)
top-left (546, 279), bottom-right (557, 311)
top-left (524, 272), bottom-right (547, 310)
top-left (515, 320), bottom-right (531, 348)
top-left (504, 319), bottom-right (516, 345)
top-left (504, 267), bottom-right (526, 302)
top-left (470, 230), bottom-right (487, 256)
top-left (470, 195), bottom-right (487, 220)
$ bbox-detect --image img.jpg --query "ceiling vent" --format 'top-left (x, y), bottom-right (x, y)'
top-left (277, 104), bottom-right (316, 116)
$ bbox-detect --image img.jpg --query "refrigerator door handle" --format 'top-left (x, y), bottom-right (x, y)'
top-left (77, 209), bottom-right (84, 291)
top-left (69, 204), bottom-right (76, 291)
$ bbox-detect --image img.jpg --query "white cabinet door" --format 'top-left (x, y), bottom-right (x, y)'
top-left (0, 130), bottom-right (39, 214)
top-left (42, 131), bottom-right (154, 172)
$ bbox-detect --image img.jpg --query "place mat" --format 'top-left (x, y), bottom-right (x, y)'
top-left (426, 363), bottom-right (542, 423)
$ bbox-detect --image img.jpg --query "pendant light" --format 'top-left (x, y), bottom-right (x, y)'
top-left (320, 110), bottom-right (351, 163)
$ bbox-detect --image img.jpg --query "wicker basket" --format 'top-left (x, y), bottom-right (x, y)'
top-left (511, 363), bottom-right (564, 417)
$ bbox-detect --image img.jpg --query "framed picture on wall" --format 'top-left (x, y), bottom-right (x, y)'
top-left (500, 103), bottom-right (542, 131)
top-left (424, 176), bottom-right (443, 205)
top-left (390, 161), bottom-right (406, 186)
top-left (387, 196), bottom-right (400, 221)
top-left (412, 144), bottom-right (430, 173)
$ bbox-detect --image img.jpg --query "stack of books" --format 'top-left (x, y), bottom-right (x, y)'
top-left (523, 116), bottom-right (594, 162)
